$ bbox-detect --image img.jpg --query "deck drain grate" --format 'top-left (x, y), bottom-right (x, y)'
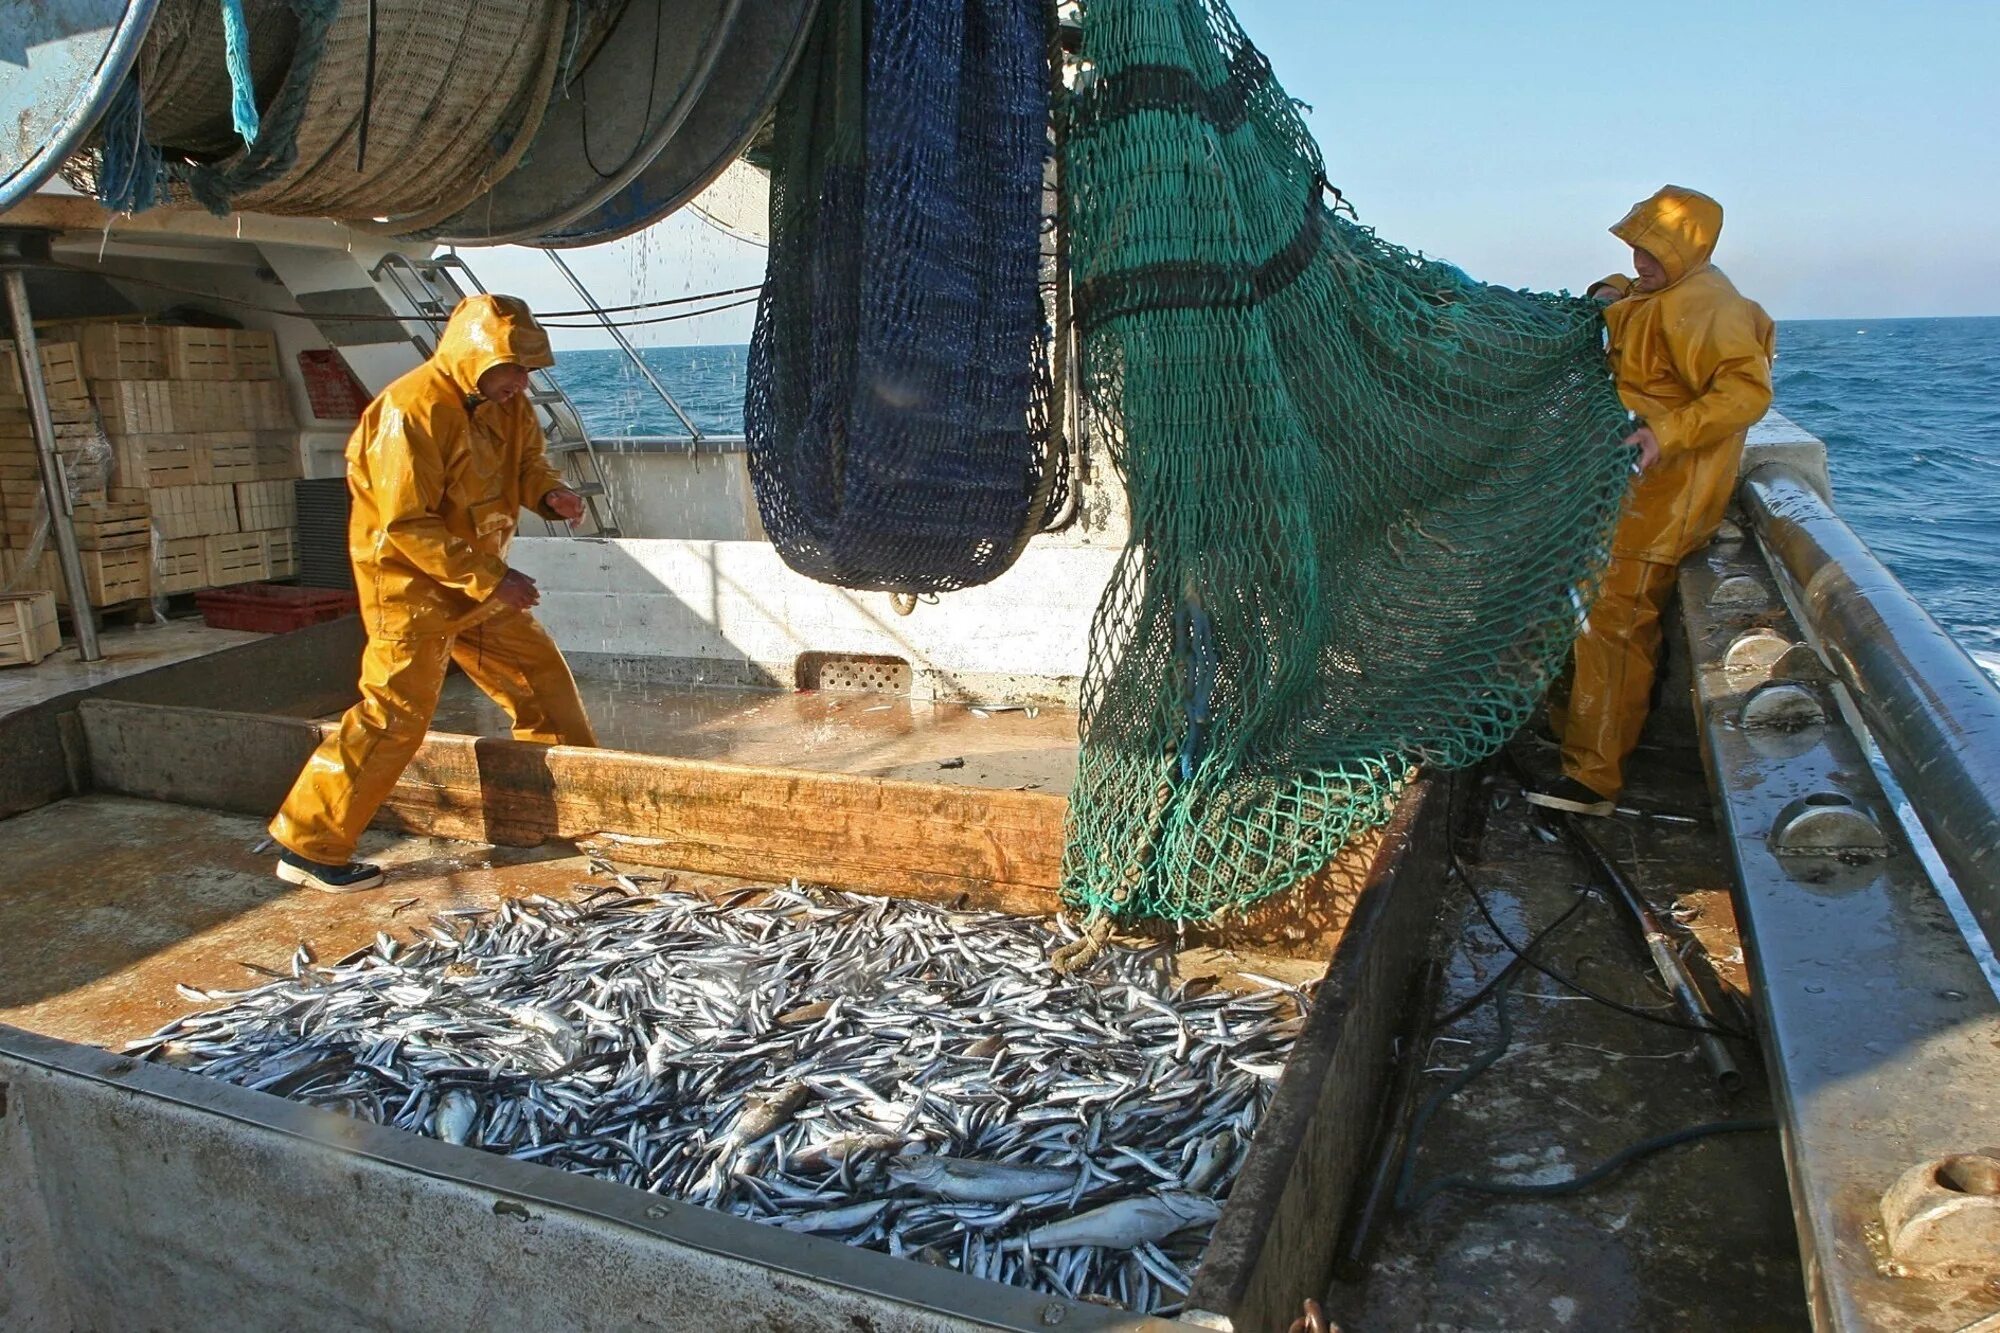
top-left (797, 652), bottom-right (912, 695)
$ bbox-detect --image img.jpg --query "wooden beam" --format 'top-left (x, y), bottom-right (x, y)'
top-left (74, 697), bottom-right (1411, 964)
top-left (78, 699), bottom-right (1067, 904)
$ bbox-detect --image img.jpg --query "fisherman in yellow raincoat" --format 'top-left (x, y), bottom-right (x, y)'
top-left (269, 295), bottom-right (599, 891)
top-left (1526, 186), bottom-right (1776, 817)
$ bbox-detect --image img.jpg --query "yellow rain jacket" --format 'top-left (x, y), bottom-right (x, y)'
top-left (270, 295), bottom-right (595, 868)
top-left (1599, 186), bottom-right (1776, 563)
top-left (349, 293), bottom-right (570, 637)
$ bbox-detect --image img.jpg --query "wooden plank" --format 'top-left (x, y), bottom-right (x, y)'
top-left (1183, 775), bottom-right (1453, 1330)
top-left (71, 700), bottom-right (1404, 960)
top-left (78, 700), bottom-right (1071, 902)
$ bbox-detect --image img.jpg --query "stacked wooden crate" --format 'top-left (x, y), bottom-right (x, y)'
top-left (0, 591), bottom-right (62, 667)
top-left (81, 323), bottom-right (303, 594)
top-left (0, 339), bottom-right (147, 606)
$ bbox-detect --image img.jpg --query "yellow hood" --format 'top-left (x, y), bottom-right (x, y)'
top-left (432, 294), bottom-right (555, 397)
top-left (1610, 186), bottom-right (1723, 289)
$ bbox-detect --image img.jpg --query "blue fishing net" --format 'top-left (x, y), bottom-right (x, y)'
top-left (746, 0), bottom-right (1068, 594)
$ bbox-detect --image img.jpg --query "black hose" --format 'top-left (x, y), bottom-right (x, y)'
top-left (1453, 852), bottom-right (1749, 1040)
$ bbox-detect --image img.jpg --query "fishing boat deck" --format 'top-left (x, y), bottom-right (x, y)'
top-left (429, 674), bottom-right (1081, 795)
top-left (1323, 735), bottom-right (1809, 1330)
top-left (0, 793), bottom-right (1321, 1057)
top-left (0, 796), bottom-right (621, 1049)
top-left (0, 620), bottom-right (265, 722)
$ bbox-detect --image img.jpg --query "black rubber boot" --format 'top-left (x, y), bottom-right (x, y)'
top-left (275, 848), bottom-right (386, 893)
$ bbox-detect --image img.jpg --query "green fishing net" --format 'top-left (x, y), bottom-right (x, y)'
top-left (1059, 0), bottom-right (1632, 924)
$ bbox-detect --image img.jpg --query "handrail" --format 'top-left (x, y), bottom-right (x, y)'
top-left (544, 252), bottom-right (707, 443)
top-left (1740, 462), bottom-right (2000, 952)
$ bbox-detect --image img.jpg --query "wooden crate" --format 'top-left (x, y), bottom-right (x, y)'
top-left (0, 499), bottom-right (148, 551)
top-left (0, 341), bottom-right (88, 403)
top-left (23, 547), bottom-right (149, 607)
top-left (252, 431), bottom-right (301, 480)
top-left (154, 536), bottom-right (208, 594)
top-left (0, 591), bottom-right (60, 667)
top-left (151, 483), bottom-right (239, 540)
top-left (249, 381), bottom-right (294, 430)
top-left (113, 434), bottom-right (212, 488)
top-left (234, 479), bottom-right (297, 531)
top-left (163, 328), bottom-right (235, 380)
top-left (78, 324), bottom-right (166, 380)
top-left (69, 499), bottom-right (152, 551)
top-left (203, 531), bottom-right (269, 586)
top-left (208, 431), bottom-right (259, 484)
top-left (94, 380), bottom-right (174, 436)
top-left (231, 330), bottom-right (281, 380)
top-left (265, 528), bottom-right (296, 579)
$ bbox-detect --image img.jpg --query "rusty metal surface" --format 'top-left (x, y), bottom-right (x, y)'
top-left (1681, 527), bottom-right (2000, 1331)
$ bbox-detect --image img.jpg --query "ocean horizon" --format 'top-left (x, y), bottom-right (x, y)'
top-left (551, 315), bottom-right (2000, 683)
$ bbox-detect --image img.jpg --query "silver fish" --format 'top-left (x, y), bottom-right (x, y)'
top-left (139, 883), bottom-right (1302, 1315)
top-left (1024, 1192), bottom-right (1223, 1250)
top-left (888, 1153), bottom-right (1079, 1203)
top-left (435, 1089), bottom-right (480, 1146)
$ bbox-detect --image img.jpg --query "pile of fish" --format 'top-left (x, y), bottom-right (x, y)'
top-left (133, 881), bottom-right (1307, 1315)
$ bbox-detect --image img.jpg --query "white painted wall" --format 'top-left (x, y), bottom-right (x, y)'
top-left (511, 537), bottom-right (1122, 702)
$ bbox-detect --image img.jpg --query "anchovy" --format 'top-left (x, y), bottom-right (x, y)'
top-left (141, 883), bottom-right (1305, 1313)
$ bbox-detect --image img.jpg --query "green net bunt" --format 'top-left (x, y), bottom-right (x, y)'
top-left (1058, 0), bottom-right (1633, 925)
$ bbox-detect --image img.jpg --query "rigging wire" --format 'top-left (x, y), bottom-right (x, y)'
top-left (44, 263), bottom-right (762, 327)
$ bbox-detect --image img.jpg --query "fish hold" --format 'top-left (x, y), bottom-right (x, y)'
top-left (889, 1153), bottom-right (1080, 1204)
top-left (1024, 1191), bottom-right (1222, 1250)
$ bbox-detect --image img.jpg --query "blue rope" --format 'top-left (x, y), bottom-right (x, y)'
top-left (219, 0), bottom-right (263, 145)
top-left (95, 78), bottom-right (166, 215)
top-left (180, 0), bottom-right (340, 215)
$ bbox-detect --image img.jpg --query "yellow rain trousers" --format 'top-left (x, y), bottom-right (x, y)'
top-left (1560, 186), bottom-right (1776, 798)
top-left (270, 295), bottom-right (597, 865)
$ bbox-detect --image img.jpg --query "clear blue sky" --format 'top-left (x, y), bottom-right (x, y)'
top-left (479, 0), bottom-right (2000, 346)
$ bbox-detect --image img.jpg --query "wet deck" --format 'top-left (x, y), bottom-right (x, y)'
top-left (0, 793), bottom-right (1320, 1057)
top-left (1323, 731), bottom-right (1808, 1330)
top-left (431, 675), bottom-right (1081, 795)
top-left (0, 796), bottom-right (644, 1049)
top-left (0, 620), bottom-right (263, 721)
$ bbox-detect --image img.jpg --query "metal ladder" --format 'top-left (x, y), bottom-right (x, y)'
top-left (370, 251), bottom-right (623, 537)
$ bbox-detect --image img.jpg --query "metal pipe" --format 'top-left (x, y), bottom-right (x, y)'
top-left (1564, 817), bottom-right (1742, 1093)
top-left (1, 244), bottom-right (101, 662)
top-left (1742, 462), bottom-right (2000, 954)
top-left (543, 252), bottom-right (706, 442)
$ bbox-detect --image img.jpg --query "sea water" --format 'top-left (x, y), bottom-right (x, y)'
top-left (551, 317), bottom-right (2000, 681)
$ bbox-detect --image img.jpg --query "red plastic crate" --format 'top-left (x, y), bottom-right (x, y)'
top-left (296, 348), bottom-right (373, 420)
top-left (195, 582), bottom-right (359, 634)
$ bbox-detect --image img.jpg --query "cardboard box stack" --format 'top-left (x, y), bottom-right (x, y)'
top-left (81, 323), bottom-right (303, 596)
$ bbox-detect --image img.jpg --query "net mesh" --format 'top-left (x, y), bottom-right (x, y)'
top-left (1058, 0), bottom-right (1632, 924)
top-left (745, 0), bottom-right (1069, 594)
